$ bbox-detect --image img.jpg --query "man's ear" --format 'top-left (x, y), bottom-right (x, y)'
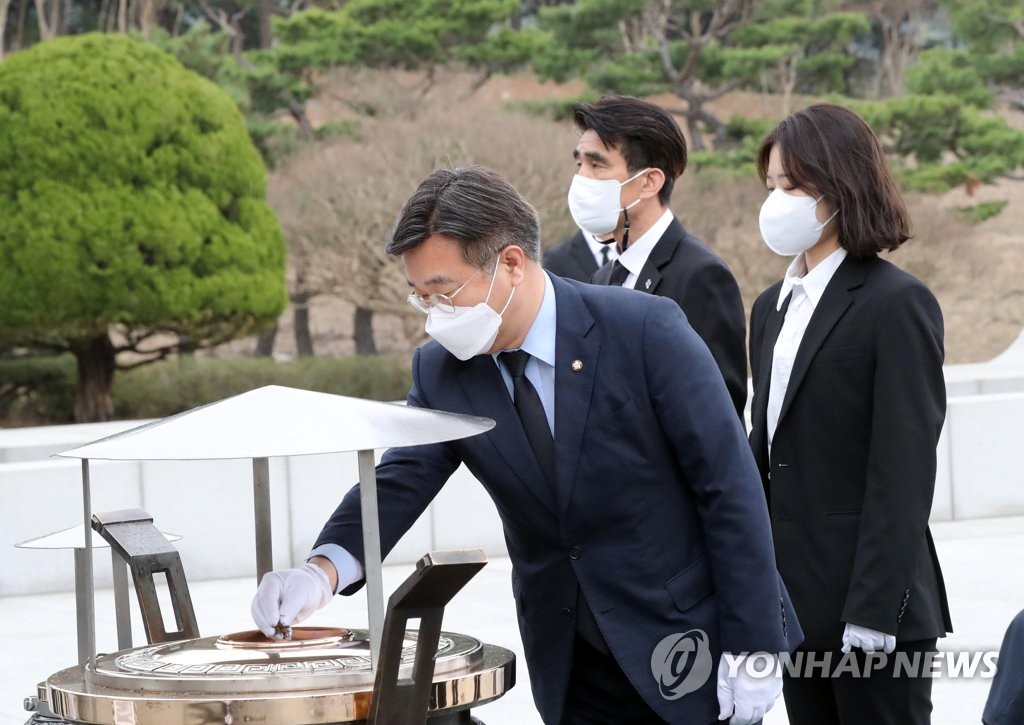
top-left (502, 245), bottom-right (528, 286)
top-left (640, 168), bottom-right (666, 200)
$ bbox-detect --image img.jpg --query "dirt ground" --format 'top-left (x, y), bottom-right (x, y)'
top-left (249, 72), bottom-right (1023, 366)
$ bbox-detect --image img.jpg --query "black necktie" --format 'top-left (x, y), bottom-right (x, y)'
top-left (501, 352), bottom-right (610, 654)
top-left (608, 259), bottom-right (630, 287)
top-left (599, 245), bottom-right (610, 267)
top-left (500, 350), bottom-right (555, 484)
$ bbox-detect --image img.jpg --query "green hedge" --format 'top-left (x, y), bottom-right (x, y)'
top-left (0, 355), bottom-right (413, 425)
top-left (0, 354), bottom-right (78, 424)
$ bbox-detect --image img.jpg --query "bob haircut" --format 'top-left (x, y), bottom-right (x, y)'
top-left (757, 103), bottom-right (911, 258)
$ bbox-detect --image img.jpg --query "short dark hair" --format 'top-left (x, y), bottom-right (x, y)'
top-left (385, 165), bottom-right (542, 267)
top-left (572, 95), bottom-right (688, 206)
top-left (757, 103), bottom-right (911, 258)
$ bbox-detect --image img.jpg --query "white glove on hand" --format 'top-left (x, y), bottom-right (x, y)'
top-left (841, 623), bottom-right (896, 654)
top-left (251, 562), bottom-right (333, 639)
top-left (717, 653), bottom-right (783, 725)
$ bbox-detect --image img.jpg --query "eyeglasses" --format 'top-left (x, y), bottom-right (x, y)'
top-left (407, 268), bottom-right (482, 314)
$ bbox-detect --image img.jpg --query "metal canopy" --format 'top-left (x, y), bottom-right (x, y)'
top-left (56, 385), bottom-right (494, 460)
top-left (15, 524), bottom-right (181, 550)
top-left (52, 385), bottom-right (496, 673)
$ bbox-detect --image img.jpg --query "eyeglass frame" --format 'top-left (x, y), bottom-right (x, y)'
top-left (406, 266), bottom-right (486, 314)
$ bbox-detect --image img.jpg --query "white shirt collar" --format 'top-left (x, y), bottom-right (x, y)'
top-left (776, 246), bottom-right (848, 311)
top-left (582, 230), bottom-right (617, 266)
top-left (615, 207), bottom-right (674, 278)
top-left (493, 271), bottom-right (557, 367)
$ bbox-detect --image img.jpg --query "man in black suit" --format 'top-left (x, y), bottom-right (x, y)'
top-left (568, 95), bottom-right (747, 420)
top-left (252, 166), bottom-right (801, 724)
top-left (543, 228), bottom-right (615, 282)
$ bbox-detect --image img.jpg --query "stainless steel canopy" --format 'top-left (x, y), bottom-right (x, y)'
top-left (55, 385), bottom-right (496, 669)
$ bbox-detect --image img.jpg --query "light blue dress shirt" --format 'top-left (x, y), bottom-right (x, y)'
top-left (311, 271), bottom-right (559, 591)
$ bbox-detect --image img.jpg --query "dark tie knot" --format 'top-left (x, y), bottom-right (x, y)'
top-left (609, 260), bottom-right (630, 287)
top-left (500, 350), bottom-right (530, 378)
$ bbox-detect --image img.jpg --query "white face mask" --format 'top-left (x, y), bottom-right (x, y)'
top-left (567, 168), bottom-right (649, 237)
top-left (758, 188), bottom-right (838, 256)
top-left (424, 258), bottom-right (516, 361)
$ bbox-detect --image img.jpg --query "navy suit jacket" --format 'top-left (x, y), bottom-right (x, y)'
top-left (317, 274), bottom-right (801, 723)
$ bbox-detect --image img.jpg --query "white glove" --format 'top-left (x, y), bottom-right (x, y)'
top-left (841, 623), bottom-right (896, 654)
top-left (717, 653), bottom-right (783, 725)
top-left (251, 562), bottom-right (333, 639)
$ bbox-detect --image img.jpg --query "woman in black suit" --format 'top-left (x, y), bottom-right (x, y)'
top-left (748, 103), bottom-right (952, 724)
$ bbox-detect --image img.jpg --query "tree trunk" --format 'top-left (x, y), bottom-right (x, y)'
top-left (287, 99), bottom-right (315, 141)
top-left (354, 306), bottom-right (377, 356)
top-left (14, 0), bottom-right (27, 52)
top-left (685, 112), bottom-right (706, 152)
top-left (293, 291), bottom-right (314, 357)
top-left (255, 321), bottom-right (277, 357)
top-left (138, 0), bottom-right (156, 38)
top-left (33, 0), bottom-right (52, 39)
top-left (258, 0), bottom-right (272, 49)
top-left (72, 333), bottom-right (116, 422)
top-left (117, 0), bottom-right (126, 33)
top-left (0, 0), bottom-right (12, 59)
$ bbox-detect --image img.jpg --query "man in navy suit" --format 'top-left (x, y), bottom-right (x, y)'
top-left (252, 166), bottom-right (800, 724)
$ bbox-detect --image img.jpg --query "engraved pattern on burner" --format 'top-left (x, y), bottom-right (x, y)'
top-left (113, 636), bottom-right (456, 678)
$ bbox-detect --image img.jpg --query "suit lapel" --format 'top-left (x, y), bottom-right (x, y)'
top-left (633, 218), bottom-right (683, 294)
top-left (458, 355), bottom-right (558, 514)
top-left (750, 294), bottom-right (789, 463)
top-left (775, 256), bottom-right (870, 427)
top-left (550, 276), bottom-right (599, 520)
top-left (570, 233), bottom-right (599, 277)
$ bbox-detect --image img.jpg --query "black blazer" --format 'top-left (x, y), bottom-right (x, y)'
top-left (591, 217), bottom-right (747, 420)
top-left (749, 254), bottom-right (953, 650)
top-left (317, 275), bottom-right (801, 724)
top-left (543, 230), bottom-right (600, 282)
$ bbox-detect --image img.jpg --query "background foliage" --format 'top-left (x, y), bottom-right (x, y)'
top-left (1, 0), bottom-right (1023, 423)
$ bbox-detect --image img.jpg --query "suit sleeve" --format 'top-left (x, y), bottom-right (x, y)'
top-left (747, 294), bottom-right (766, 424)
top-left (314, 347), bottom-right (462, 595)
top-left (677, 260), bottom-right (748, 422)
top-left (642, 296), bottom-right (792, 654)
top-left (840, 282), bottom-right (946, 634)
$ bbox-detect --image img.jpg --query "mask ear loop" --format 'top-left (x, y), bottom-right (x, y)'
top-left (620, 207), bottom-right (632, 252)
top-left (487, 253), bottom-right (517, 315)
top-left (813, 196), bottom-right (839, 231)
top-left (617, 169), bottom-right (649, 252)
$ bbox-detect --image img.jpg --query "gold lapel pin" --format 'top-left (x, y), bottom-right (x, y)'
top-left (571, 360), bottom-right (584, 372)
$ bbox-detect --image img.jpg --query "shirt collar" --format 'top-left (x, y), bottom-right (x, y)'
top-left (776, 246), bottom-right (848, 310)
top-left (582, 230), bottom-right (617, 263)
top-left (616, 207), bottom-right (674, 277)
top-left (493, 271), bottom-right (557, 367)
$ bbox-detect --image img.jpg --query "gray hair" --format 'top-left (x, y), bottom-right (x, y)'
top-left (385, 166), bottom-right (542, 268)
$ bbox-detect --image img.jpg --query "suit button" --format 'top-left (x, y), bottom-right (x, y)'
top-left (568, 546), bottom-right (582, 560)
top-left (561, 607), bottom-right (574, 620)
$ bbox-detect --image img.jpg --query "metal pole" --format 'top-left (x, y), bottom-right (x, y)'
top-left (111, 548), bottom-right (133, 650)
top-left (253, 457), bottom-right (273, 583)
top-left (80, 459), bottom-right (96, 669)
top-left (72, 548), bottom-right (90, 664)
top-left (358, 448), bottom-right (384, 669)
